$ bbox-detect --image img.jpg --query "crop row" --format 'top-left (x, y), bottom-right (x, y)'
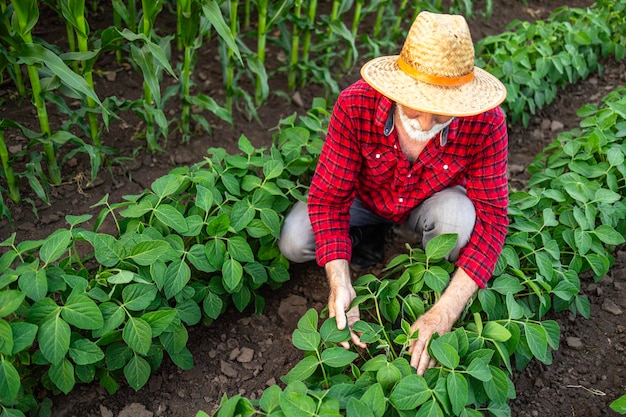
top-left (1, 0), bottom-right (625, 223)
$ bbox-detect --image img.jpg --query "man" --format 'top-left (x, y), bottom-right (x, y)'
top-left (278, 11), bottom-right (509, 376)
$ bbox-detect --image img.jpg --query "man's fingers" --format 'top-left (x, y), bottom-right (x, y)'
top-left (416, 348), bottom-right (432, 376)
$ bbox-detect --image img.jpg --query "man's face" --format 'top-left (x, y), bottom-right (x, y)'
top-left (396, 105), bottom-right (454, 142)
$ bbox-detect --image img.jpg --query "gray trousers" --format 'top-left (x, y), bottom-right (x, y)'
top-left (278, 186), bottom-right (476, 263)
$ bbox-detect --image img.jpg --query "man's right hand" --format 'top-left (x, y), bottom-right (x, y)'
top-left (325, 259), bottom-right (367, 349)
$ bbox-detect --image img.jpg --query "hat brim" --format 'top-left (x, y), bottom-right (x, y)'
top-left (361, 56), bottom-right (507, 117)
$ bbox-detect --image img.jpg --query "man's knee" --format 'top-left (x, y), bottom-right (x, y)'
top-left (278, 201), bottom-right (316, 263)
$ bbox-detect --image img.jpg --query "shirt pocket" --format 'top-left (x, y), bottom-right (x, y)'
top-left (359, 144), bottom-right (397, 185)
top-left (429, 154), bottom-right (466, 186)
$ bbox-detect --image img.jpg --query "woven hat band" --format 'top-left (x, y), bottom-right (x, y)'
top-left (397, 56), bottom-right (474, 87)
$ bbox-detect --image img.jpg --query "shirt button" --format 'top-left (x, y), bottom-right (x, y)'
top-left (407, 174), bottom-right (411, 178)
top-left (376, 153), bottom-right (381, 159)
top-left (443, 164), bottom-right (449, 170)
top-left (399, 198), bottom-right (404, 203)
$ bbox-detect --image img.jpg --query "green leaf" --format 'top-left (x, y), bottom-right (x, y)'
top-left (227, 236), bottom-right (255, 263)
top-left (151, 174), bottom-right (180, 198)
top-left (123, 283), bottom-right (159, 311)
top-left (48, 357), bottom-right (75, 394)
top-left (154, 204), bottom-right (188, 234)
top-left (123, 317), bottom-right (152, 355)
top-left (319, 317), bottom-right (350, 343)
top-left (423, 266), bottom-right (450, 293)
top-left (18, 268), bottom-right (48, 301)
top-left (222, 259), bottom-right (243, 293)
top-left (203, 292), bottom-right (224, 320)
top-left (0, 290), bottom-right (25, 318)
top-left (259, 384), bottom-right (282, 413)
top-left (425, 234), bottom-right (458, 260)
top-left (0, 357), bottom-right (20, 400)
top-left (482, 321), bottom-right (511, 342)
top-left (524, 322), bottom-right (548, 362)
top-left (360, 383), bottom-right (386, 417)
top-left (466, 358), bottom-right (491, 382)
top-left (164, 260), bottom-right (191, 299)
top-left (376, 363), bottom-right (402, 390)
top-left (281, 356), bottom-right (319, 384)
top-left (297, 309), bottom-right (318, 333)
top-left (201, 1), bottom-right (242, 65)
top-left (430, 338), bottom-right (459, 369)
top-left (68, 338), bottom-right (105, 365)
top-left (260, 209), bottom-right (281, 239)
top-left (128, 240), bottom-right (171, 266)
top-left (347, 398), bottom-right (375, 417)
top-left (321, 347), bottom-right (358, 368)
top-left (447, 373), bottom-right (468, 415)
top-left (195, 185), bottom-right (214, 212)
top-left (610, 393), bottom-right (626, 413)
top-left (124, 355), bottom-right (151, 391)
top-left (263, 159), bottom-right (284, 180)
top-left (389, 374), bottom-right (431, 410)
top-left (94, 234), bottom-right (124, 267)
top-left (39, 229), bottom-right (71, 265)
top-left (415, 399), bottom-right (444, 417)
top-left (593, 225), bottom-right (625, 245)
top-left (230, 200), bottom-right (255, 232)
top-left (141, 309), bottom-right (177, 337)
top-left (292, 329), bottom-right (321, 352)
top-left (205, 238), bottom-right (227, 270)
top-left (169, 346), bottom-right (194, 370)
top-left (483, 365), bottom-right (510, 404)
top-left (279, 390), bottom-right (317, 417)
top-left (10, 322), bottom-right (37, 354)
top-left (62, 293), bottom-right (104, 330)
top-left (39, 315), bottom-right (71, 364)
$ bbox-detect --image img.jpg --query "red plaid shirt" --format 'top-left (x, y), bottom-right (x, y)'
top-left (308, 79), bottom-right (509, 288)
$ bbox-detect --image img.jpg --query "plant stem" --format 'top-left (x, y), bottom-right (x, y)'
top-left (255, 0), bottom-right (268, 105)
top-left (343, 0), bottom-right (363, 71)
top-left (288, 0), bottom-right (302, 90)
top-left (0, 130), bottom-right (20, 203)
top-left (300, 0), bottom-right (317, 87)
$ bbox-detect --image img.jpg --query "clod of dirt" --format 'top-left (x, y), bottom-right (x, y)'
top-left (117, 403), bottom-right (153, 417)
top-left (601, 298), bottom-right (623, 315)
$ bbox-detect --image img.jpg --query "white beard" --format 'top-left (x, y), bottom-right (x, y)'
top-left (396, 106), bottom-right (454, 142)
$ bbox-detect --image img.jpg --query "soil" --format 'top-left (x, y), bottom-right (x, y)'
top-left (1, 1), bottom-right (625, 417)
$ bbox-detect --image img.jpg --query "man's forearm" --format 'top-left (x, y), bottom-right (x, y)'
top-left (437, 267), bottom-right (479, 322)
top-left (325, 259), bottom-right (352, 288)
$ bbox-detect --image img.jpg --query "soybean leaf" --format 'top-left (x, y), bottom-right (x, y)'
top-left (10, 322), bottom-right (37, 354)
top-left (0, 357), bottom-right (20, 400)
top-left (360, 383), bottom-right (386, 417)
top-left (259, 384), bottom-right (282, 413)
top-left (222, 259), bottom-right (243, 293)
top-left (169, 346), bottom-right (194, 370)
top-left (279, 389), bottom-right (317, 416)
top-left (292, 329), bottom-right (321, 352)
top-left (524, 322), bottom-right (548, 362)
top-left (447, 373), bottom-right (469, 415)
top-left (227, 236), bottom-right (255, 263)
top-left (141, 309), bottom-right (177, 337)
top-left (124, 355), bottom-right (151, 391)
top-left (39, 315), bottom-right (71, 364)
top-left (425, 234), bottom-right (458, 260)
top-left (62, 294), bottom-right (103, 330)
top-left (18, 268), bottom-right (48, 301)
top-left (164, 260), bottom-right (191, 299)
top-left (48, 357), bottom-right (75, 394)
top-left (128, 240), bottom-right (170, 266)
top-left (94, 234), bottom-right (124, 267)
top-left (593, 225), bottom-right (625, 245)
top-left (205, 239), bottom-right (227, 270)
top-left (123, 317), bottom-right (152, 355)
top-left (347, 398), bottom-right (375, 417)
top-left (39, 229), bottom-right (71, 265)
top-left (429, 338), bottom-right (460, 369)
top-left (68, 338), bottom-right (105, 365)
top-left (389, 374), bottom-right (431, 410)
top-left (482, 321), bottom-right (511, 342)
top-left (281, 355), bottom-right (319, 384)
top-left (376, 363), bottom-right (402, 390)
top-left (611, 394), bottom-right (626, 413)
top-left (230, 200), bottom-right (255, 232)
top-left (297, 309), bottom-right (319, 333)
top-left (260, 209), bottom-right (281, 238)
top-left (0, 290), bottom-right (25, 318)
top-left (123, 283), bottom-right (158, 311)
top-left (483, 365), bottom-right (510, 404)
top-left (154, 204), bottom-right (188, 234)
top-left (320, 317), bottom-right (350, 343)
top-left (203, 292), bottom-right (224, 320)
top-left (466, 358), bottom-right (491, 382)
top-left (151, 174), bottom-right (180, 198)
top-left (423, 266), bottom-right (450, 293)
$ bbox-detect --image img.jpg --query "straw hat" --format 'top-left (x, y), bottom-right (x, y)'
top-left (361, 11), bottom-right (506, 117)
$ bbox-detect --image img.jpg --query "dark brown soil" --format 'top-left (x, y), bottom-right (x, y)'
top-left (1, 1), bottom-right (625, 416)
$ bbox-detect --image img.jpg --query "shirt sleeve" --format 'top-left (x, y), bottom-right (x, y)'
top-left (308, 93), bottom-right (362, 267)
top-left (455, 107), bottom-right (509, 288)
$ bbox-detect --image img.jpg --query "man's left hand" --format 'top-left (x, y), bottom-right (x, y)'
top-left (407, 267), bottom-right (479, 375)
top-left (408, 303), bottom-right (454, 375)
